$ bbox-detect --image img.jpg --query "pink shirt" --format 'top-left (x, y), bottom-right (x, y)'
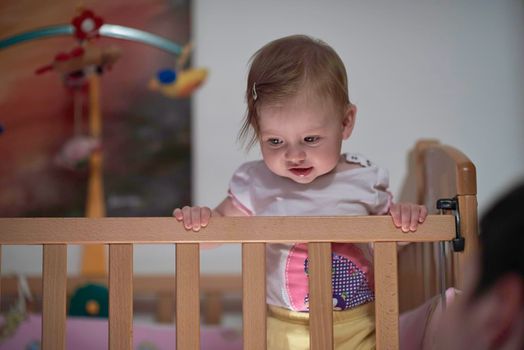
top-left (228, 153), bottom-right (392, 311)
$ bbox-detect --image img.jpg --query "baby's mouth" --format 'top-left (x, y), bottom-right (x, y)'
top-left (289, 167), bottom-right (313, 177)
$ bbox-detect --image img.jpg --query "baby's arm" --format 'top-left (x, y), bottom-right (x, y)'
top-left (172, 196), bottom-right (248, 232)
top-left (172, 197), bottom-right (248, 248)
top-left (173, 206), bottom-right (212, 232)
top-left (389, 202), bottom-right (428, 233)
top-left (389, 202), bottom-right (428, 248)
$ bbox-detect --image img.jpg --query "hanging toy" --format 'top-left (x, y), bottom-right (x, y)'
top-left (71, 9), bottom-right (104, 41)
top-left (54, 86), bottom-right (101, 171)
top-left (54, 135), bottom-right (100, 171)
top-left (33, 9), bottom-right (113, 171)
top-left (35, 45), bottom-right (121, 88)
top-left (148, 42), bottom-right (208, 98)
top-left (149, 67), bottom-right (207, 98)
top-left (34, 9), bottom-right (120, 88)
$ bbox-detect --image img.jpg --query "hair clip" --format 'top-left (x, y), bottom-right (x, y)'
top-left (252, 82), bottom-right (258, 101)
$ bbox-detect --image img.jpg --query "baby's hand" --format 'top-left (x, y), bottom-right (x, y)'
top-left (389, 202), bottom-right (428, 232)
top-left (172, 206), bottom-right (212, 232)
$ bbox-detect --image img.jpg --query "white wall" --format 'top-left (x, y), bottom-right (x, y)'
top-left (3, 0), bottom-right (524, 275)
top-left (193, 0), bottom-right (524, 273)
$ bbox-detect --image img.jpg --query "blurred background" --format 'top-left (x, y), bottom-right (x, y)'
top-left (0, 0), bottom-right (191, 218)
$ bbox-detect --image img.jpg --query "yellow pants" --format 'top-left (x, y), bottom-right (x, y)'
top-left (267, 303), bottom-right (376, 350)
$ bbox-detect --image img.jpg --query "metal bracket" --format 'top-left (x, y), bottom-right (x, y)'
top-left (436, 197), bottom-right (465, 252)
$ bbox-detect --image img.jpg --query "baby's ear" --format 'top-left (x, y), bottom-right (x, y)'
top-left (342, 104), bottom-right (357, 139)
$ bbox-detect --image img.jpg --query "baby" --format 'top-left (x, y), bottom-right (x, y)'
top-left (174, 35), bottom-right (427, 349)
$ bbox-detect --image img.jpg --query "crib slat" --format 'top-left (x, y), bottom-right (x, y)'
top-left (242, 243), bottom-right (266, 350)
top-left (374, 242), bottom-right (399, 350)
top-left (42, 244), bottom-right (67, 350)
top-left (308, 242), bottom-right (333, 350)
top-left (109, 244), bottom-right (133, 350)
top-left (176, 244), bottom-right (200, 350)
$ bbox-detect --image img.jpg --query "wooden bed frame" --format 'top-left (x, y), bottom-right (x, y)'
top-left (398, 140), bottom-right (478, 311)
top-left (0, 139), bottom-right (478, 350)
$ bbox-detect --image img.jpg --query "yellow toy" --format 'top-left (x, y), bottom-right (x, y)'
top-left (148, 43), bottom-right (208, 98)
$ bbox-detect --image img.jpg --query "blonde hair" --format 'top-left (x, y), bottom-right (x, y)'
top-left (240, 35), bottom-right (351, 148)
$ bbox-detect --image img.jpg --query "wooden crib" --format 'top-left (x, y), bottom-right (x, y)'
top-left (0, 139), bottom-right (478, 350)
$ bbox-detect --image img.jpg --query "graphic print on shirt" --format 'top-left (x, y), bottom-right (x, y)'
top-left (285, 243), bottom-right (375, 311)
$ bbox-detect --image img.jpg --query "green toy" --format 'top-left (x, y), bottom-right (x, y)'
top-left (68, 283), bottom-right (109, 318)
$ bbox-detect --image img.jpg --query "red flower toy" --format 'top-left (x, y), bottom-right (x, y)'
top-left (72, 10), bottom-right (104, 41)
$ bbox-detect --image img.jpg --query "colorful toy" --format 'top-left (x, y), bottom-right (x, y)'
top-left (71, 9), bottom-right (104, 41)
top-left (68, 283), bottom-right (109, 318)
top-left (148, 43), bottom-right (207, 98)
top-left (34, 9), bottom-right (117, 89)
top-left (54, 135), bottom-right (101, 170)
top-left (149, 67), bottom-right (208, 98)
top-left (35, 45), bottom-right (121, 86)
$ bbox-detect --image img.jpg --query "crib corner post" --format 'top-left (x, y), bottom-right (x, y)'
top-left (455, 194), bottom-right (479, 289)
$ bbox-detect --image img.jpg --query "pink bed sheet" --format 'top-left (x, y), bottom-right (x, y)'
top-left (0, 314), bottom-right (242, 350)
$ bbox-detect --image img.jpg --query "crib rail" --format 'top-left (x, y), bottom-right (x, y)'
top-left (0, 215), bottom-right (454, 350)
top-left (0, 216), bottom-right (453, 244)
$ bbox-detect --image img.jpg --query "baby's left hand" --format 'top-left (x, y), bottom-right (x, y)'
top-left (389, 202), bottom-right (428, 232)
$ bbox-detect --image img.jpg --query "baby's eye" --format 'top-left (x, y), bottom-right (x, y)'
top-left (267, 138), bottom-right (283, 146)
top-left (304, 136), bottom-right (320, 143)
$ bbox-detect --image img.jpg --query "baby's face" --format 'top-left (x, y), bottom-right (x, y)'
top-left (257, 93), bottom-right (354, 184)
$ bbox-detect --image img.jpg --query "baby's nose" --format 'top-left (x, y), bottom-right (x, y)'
top-left (285, 147), bottom-right (306, 163)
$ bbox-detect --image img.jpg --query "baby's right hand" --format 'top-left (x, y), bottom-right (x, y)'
top-left (172, 206), bottom-right (212, 232)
